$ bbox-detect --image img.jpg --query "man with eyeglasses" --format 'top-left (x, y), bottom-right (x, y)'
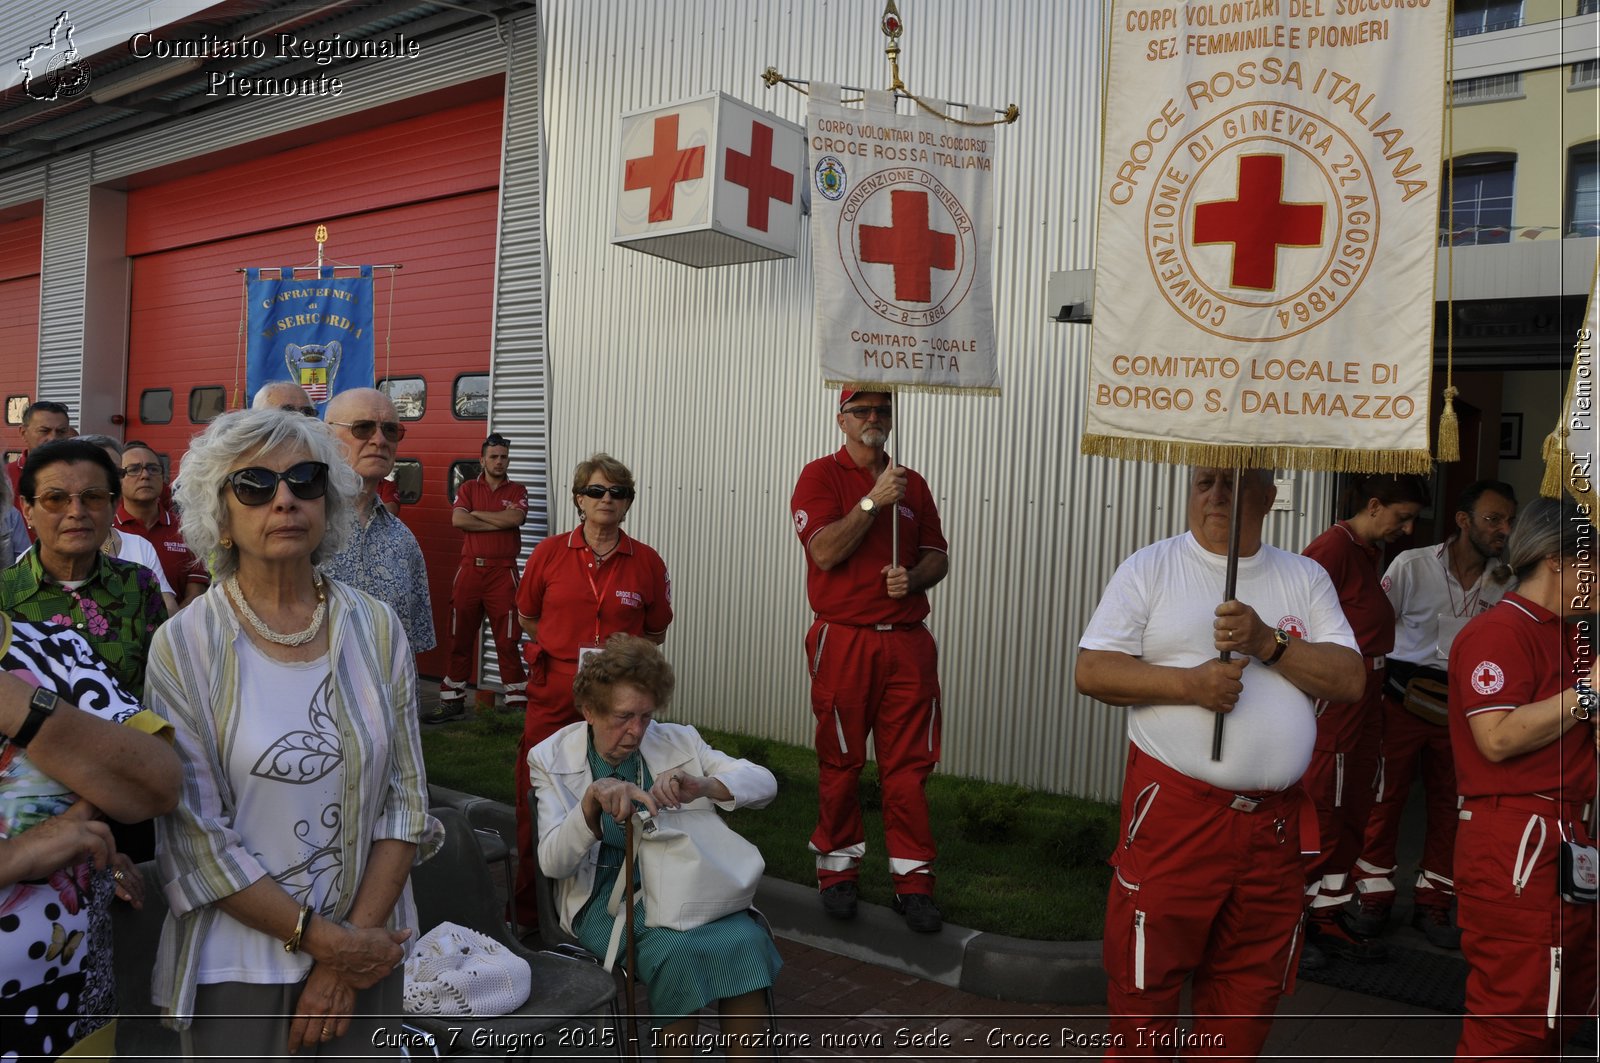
top-left (113, 441), bottom-right (208, 609)
top-left (435, 433), bottom-right (528, 724)
top-left (1349, 479), bottom-right (1518, 949)
top-left (320, 388), bottom-right (436, 664)
top-left (250, 380), bottom-right (318, 417)
top-left (7, 400), bottom-right (73, 527)
top-left (790, 389), bottom-right (949, 933)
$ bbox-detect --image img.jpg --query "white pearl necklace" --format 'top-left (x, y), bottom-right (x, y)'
top-left (226, 574), bottom-right (327, 646)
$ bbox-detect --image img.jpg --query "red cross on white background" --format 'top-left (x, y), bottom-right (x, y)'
top-left (1476, 664), bottom-right (1497, 688)
top-left (1192, 154), bottom-right (1324, 291)
top-left (724, 121), bottom-right (793, 233)
top-left (859, 189), bottom-right (957, 303)
top-left (624, 114), bottom-right (705, 224)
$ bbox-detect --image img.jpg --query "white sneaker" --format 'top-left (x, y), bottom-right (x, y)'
top-left (503, 691), bottom-right (528, 708)
top-left (439, 678), bottom-right (467, 703)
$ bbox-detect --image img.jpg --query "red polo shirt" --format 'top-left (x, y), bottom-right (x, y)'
top-left (1449, 593), bottom-right (1594, 800)
top-left (1303, 521), bottom-right (1394, 656)
top-left (790, 446), bottom-right (947, 627)
top-left (114, 501), bottom-right (209, 591)
top-left (515, 528), bottom-right (671, 663)
top-left (453, 475), bottom-right (528, 561)
top-left (7, 455), bottom-right (24, 514)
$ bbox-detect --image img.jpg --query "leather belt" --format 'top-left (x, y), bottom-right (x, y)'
top-left (469, 557), bottom-right (517, 568)
top-left (1463, 793), bottom-right (1592, 820)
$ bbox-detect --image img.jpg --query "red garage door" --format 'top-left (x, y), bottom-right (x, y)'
top-left (0, 212), bottom-right (42, 463)
top-left (124, 95), bottom-right (505, 677)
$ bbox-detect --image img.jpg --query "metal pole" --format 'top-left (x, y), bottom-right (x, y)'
top-left (623, 815), bottom-right (640, 1062)
top-left (1210, 464), bottom-right (1245, 761)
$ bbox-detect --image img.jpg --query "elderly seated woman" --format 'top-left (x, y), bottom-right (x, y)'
top-left (531, 633), bottom-right (781, 1057)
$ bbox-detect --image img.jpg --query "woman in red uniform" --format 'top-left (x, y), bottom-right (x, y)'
top-left (1449, 495), bottom-right (1597, 1059)
top-left (1300, 473), bottom-right (1428, 967)
top-left (510, 453), bottom-right (672, 925)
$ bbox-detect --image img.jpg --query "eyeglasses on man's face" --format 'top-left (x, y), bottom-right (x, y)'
top-left (121, 463), bottom-right (163, 479)
top-left (842, 405), bottom-right (893, 421)
top-left (328, 419), bottom-right (405, 443)
top-left (280, 404), bottom-right (318, 417)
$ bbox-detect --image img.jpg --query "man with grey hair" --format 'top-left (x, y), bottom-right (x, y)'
top-left (319, 388), bottom-right (435, 660)
top-left (1077, 467), bottom-right (1364, 1057)
top-left (251, 380), bottom-right (317, 416)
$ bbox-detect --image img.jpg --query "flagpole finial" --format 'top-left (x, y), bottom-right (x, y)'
top-left (881, 0), bottom-right (904, 92)
top-left (314, 224), bottom-right (328, 269)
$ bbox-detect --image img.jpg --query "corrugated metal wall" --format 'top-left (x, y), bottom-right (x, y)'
top-left (541, 0), bottom-right (1334, 802)
top-left (36, 156), bottom-right (88, 414)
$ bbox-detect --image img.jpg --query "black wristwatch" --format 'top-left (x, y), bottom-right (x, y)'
top-left (1261, 628), bottom-right (1291, 666)
top-left (11, 687), bottom-right (60, 748)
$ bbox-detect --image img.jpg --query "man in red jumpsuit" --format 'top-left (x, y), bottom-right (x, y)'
top-left (790, 389), bottom-right (948, 933)
top-left (435, 433), bottom-right (528, 722)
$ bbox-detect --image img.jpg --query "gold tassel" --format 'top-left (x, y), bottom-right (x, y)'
top-left (1436, 385), bottom-right (1460, 463)
top-left (1540, 432), bottom-right (1566, 498)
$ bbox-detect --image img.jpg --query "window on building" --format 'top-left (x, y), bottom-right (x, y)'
top-left (453, 374), bottom-right (489, 420)
top-left (1441, 154), bottom-right (1515, 245)
top-left (1574, 59), bottom-right (1600, 89)
top-left (156, 453), bottom-right (172, 481)
top-left (378, 376), bottom-right (427, 420)
top-left (1451, 73), bottom-right (1523, 104)
top-left (188, 386), bottom-right (226, 423)
top-left (1570, 142), bottom-right (1600, 238)
top-left (449, 460), bottom-right (482, 504)
top-left (5, 396), bottom-right (27, 426)
top-left (3, 450), bottom-right (18, 468)
top-left (1453, 0), bottom-right (1521, 35)
top-left (140, 388), bottom-right (173, 425)
top-left (392, 459), bottom-right (422, 504)
top-left (1580, 0), bottom-right (1600, 16)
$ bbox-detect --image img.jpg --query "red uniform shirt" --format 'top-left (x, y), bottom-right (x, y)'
top-left (515, 528), bottom-right (672, 663)
top-left (1449, 593), bottom-right (1595, 799)
top-left (5, 456), bottom-right (21, 512)
top-left (790, 447), bottom-right (947, 627)
top-left (1302, 521), bottom-right (1395, 656)
top-left (113, 501), bottom-right (208, 590)
top-left (453, 475), bottom-right (528, 561)
top-left (375, 479), bottom-right (398, 506)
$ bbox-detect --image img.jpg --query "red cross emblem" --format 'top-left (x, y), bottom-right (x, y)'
top-left (724, 121), bottom-right (793, 233)
top-left (859, 189), bottom-right (957, 303)
top-left (623, 114), bottom-right (705, 224)
top-left (1192, 154), bottom-right (1324, 291)
top-left (1470, 660), bottom-right (1505, 695)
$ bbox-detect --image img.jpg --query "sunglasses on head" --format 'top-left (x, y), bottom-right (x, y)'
top-left (226, 461), bottom-right (330, 506)
top-left (328, 419), bottom-right (405, 443)
top-left (577, 485), bottom-right (634, 500)
top-left (30, 487), bottom-right (115, 513)
top-left (842, 404), bottom-right (893, 420)
top-left (280, 404), bottom-right (318, 417)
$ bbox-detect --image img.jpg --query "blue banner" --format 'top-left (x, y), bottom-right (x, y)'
top-left (246, 266), bottom-right (375, 411)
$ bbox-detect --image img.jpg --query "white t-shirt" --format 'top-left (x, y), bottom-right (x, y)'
top-left (197, 638), bottom-right (339, 985)
top-left (1383, 541), bottom-right (1510, 668)
top-left (1080, 531), bottom-right (1358, 791)
top-left (112, 528), bottom-right (175, 598)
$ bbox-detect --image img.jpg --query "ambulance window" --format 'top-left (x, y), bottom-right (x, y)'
top-left (3, 450), bottom-right (18, 467)
top-left (379, 376), bottom-right (426, 421)
top-left (5, 396), bottom-right (27, 426)
top-left (449, 460), bottom-right (482, 504)
top-left (392, 459), bottom-right (422, 505)
top-left (188, 387), bottom-right (226, 423)
top-left (453, 374), bottom-right (489, 420)
top-left (157, 453), bottom-right (172, 480)
top-left (139, 389), bottom-right (173, 425)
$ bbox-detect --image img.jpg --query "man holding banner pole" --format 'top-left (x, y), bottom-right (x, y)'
top-left (791, 388), bottom-right (948, 933)
top-left (1077, 467), bottom-right (1362, 1056)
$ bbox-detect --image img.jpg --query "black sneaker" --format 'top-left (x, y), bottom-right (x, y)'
top-left (820, 881), bottom-right (858, 920)
top-left (421, 703), bottom-right (466, 726)
top-left (893, 893), bottom-right (943, 933)
top-left (1411, 906), bottom-right (1462, 950)
top-left (1349, 901), bottom-right (1391, 938)
top-left (1308, 911), bottom-right (1389, 964)
top-left (1298, 939), bottom-right (1329, 972)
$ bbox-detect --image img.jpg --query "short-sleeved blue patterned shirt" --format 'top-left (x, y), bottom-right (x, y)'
top-left (319, 504), bottom-right (436, 652)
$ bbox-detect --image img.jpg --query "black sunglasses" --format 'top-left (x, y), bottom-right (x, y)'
top-left (280, 404), bottom-right (318, 417)
top-left (226, 461), bottom-right (330, 506)
top-left (842, 404), bottom-right (893, 420)
top-left (328, 419), bottom-right (405, 443)
top-left (577, 485), bottom-right (634, 500)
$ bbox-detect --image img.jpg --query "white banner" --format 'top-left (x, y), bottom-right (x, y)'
top-left (1086, 1), bottom-right (1446, 472)
top-left (808, 85), bottom-right (999, 395)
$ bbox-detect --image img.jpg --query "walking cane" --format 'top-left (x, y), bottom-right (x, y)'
top-left (623, 814), bottom-right (641, 1062)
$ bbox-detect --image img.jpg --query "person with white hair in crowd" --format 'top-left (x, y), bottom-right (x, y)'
top-left (251, 380), bottom-right (317, 417)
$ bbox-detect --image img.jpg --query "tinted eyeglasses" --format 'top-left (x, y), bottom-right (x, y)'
top-left (280, 404), bottom-right (318, 417)
top-left (328, 419), bottom-right (405, 443)
top-left (842, 404), bottom-right (893, 420)
top-left (30, 487), bottom-right (115, 513)
top-left (226, 461), bottom-right (330, 506)
top-left (121, 462), bottom-right (164, 479)
top-left (577, 485), bottom-right (634, 501)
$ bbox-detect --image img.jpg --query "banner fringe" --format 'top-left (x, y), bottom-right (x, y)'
top-left (823, 380), bottom-right (1000, 398)
top-left (1079, 434), bottom-right (1434, 475)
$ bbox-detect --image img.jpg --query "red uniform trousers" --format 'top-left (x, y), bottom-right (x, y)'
top-left (446, 561), bottom-right (526, 688)
top-left (1105, 745), bottom-right (1308, 1061)
top-left (511, 655), bottom-right (580, 926)
top-left (1353, 693), bottom-right (1458, 914)
top-left (1454, 795), bottom-right (1597, 1061)
top-left (805, 620), bottom-right (941, 895)
top-left (1302, 664), bottom-right (1384, 911)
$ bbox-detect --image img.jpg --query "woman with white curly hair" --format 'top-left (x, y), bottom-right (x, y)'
top-left (148, 408), bottom-right (440, 1058)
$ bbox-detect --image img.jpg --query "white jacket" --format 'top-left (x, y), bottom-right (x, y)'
top-left (530, 720), bottom-right (777, 933)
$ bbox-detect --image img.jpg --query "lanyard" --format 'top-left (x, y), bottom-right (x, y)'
top-left (1439, 546), bottom-right (1483, 618)
top-left (583, 549), bottom-right (621, 644)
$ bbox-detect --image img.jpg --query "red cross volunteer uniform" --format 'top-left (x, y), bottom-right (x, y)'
top-left (446, 473), bottom-right (529, 699)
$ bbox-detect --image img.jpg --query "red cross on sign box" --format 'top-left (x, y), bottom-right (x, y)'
top-left (624, 113), bottom-right (705, 224)
top-left (724, 120), bottom-right (794, 233)
top-left (1192, 154), bottom-right (1325, 291)
top-left (859, 189), bottom-right (957, 303)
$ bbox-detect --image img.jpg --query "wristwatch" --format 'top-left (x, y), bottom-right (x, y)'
top-left (11, 687), bottom-right (60, 748)
top-left (858, 496), bottom-right (876, 515)
top-left (1574, 678), bottom-right (1596, 721)
top-left (1261, 628), bottom-right (1291, 666)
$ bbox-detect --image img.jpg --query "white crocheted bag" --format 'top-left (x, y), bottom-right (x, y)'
top-left (402, 921), bottom-right (532, 1017)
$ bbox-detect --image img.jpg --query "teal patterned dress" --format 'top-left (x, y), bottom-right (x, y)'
top-left (571, 741), bottom-right (781, 1025)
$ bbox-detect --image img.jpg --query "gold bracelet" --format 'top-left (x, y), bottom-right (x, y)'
top-left (283, 904), bottom-right (313, 954)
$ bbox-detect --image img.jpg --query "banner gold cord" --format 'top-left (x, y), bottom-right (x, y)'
top-left (1082, 434), bottom-right (1435, 475)
top-left (1437, 22), bottom-right (1460, 462)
